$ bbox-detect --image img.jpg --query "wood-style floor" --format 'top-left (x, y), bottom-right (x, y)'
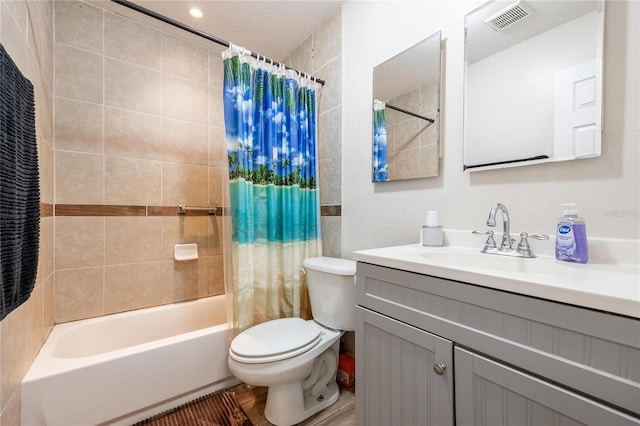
top-left (229, 383), bottom-right (356, 426)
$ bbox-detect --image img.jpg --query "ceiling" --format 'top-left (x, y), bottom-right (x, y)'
top-left (98, 0), bottom-right (345, 62)
top-left (465, 0), bottom-right (601, 64)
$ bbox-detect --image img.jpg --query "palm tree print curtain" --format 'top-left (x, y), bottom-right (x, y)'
top-left (222, 46), bottom-right (322, 332)
top-left (372, 99), bottom-right (389, 182)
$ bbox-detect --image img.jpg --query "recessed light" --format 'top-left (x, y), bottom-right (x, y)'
top-left (189, 6), bottom-right (203, 18)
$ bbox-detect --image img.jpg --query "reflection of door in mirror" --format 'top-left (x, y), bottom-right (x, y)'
top-left (463, 0), bottom-right (604, 171)
top-left (372, 31), bottom-right (442, 182)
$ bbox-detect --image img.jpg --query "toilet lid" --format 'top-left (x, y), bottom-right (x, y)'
top-left (230, 318), bottom-right (322, 363)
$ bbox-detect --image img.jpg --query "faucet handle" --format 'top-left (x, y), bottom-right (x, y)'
top-left (517, 232), bottom-right (550, 258)
top-left (473, 230), bottom-right (496, 249)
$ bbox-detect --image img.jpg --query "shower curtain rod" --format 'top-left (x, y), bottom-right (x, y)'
top-left (385, 104), bottom-right (435, 123)
top-left (110, 0), bottom-right (326, 86)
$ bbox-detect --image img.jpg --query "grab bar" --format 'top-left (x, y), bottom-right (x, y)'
top-left (177, 205), bottom-right (217, 215)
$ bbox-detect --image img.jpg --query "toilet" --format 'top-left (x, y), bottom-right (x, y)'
top-left (228, 257), bottom-right (356, 426)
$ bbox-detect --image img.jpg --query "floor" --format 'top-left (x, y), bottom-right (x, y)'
top-left (229, 383), bottom-right (356, 426)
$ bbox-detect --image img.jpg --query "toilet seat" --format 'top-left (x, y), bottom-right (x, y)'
top-left (229, 318), bottom-right (322, 364)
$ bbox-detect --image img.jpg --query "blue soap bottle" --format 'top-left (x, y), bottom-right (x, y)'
top-left (555, 203), bottom-right (588, 263)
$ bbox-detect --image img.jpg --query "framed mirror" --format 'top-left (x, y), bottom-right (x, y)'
top-left (463, 0), bottom-right (605, 171)
top-left (372, 31), bottom-right (442, 182)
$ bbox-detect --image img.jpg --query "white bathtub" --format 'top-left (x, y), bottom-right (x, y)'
top-left (22, 295), bottom-right (238, 426)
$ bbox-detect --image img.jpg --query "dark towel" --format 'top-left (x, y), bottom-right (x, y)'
top-left (0, 43), bottom-right (40, 321)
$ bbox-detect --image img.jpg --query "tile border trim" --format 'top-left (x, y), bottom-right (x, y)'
top-left (52, 204), bottom-right (342, 217)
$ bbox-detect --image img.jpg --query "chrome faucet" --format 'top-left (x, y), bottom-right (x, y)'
top-left (474, 203), bottom-right (549, 258)
top-left (487, 203), bottom-right (512, 250)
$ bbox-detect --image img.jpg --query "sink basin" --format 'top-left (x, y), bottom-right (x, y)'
top-left (419, 250), bottom-right (569, 275)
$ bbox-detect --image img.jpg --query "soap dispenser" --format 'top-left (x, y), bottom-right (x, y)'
top-left (555, 203), bottom-right (588, 263)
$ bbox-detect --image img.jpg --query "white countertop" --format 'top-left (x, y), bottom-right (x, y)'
top-left (352, 244), bottom-right (640, 319)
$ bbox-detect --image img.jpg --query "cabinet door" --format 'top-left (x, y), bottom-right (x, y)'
top-left (356, 307), bottom-right (453, 426)
top-left (455, 347), bottom-right (640, 426)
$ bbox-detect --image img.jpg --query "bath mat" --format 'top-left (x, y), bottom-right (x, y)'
top-left (133, 389), bottom-right (252, 426)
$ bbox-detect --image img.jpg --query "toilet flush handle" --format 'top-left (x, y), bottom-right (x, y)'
top-left (300, 268), bottom-right (306, 277)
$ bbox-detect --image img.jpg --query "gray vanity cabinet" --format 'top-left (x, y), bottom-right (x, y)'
top-left (355, 262), bottom-right (640, 426)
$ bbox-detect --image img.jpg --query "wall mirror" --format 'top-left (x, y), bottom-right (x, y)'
top-left (372, 31), bottom-right (441, 182)
top-left (463, 0), bottom-right (605, 171)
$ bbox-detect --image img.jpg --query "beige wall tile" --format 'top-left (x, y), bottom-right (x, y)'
top-left (419, 143), bottom-right (439, 178)
top-left (0, 390), bottom-right (20, 426)
top-left (162, 259), bottom-right (207, 304)
top-left (162, 34), bottom-right (208, 83)
top-left (318, 106), bottom-right (341, 160)
top-left (104, 11), bottom-right (160, 69)
top-left (37, 216), bottom-right (54, 283)
top-left (1, 305), bottom-right (26, 409)
top-left (54, 0), bottom-right (102, 53)
top-left (1, 1), bottom-right (28, 72)
top-left (162, 118), bottom-right (208, 165)
top-left (209, 167), bottom-right (225, 208)
top-left (55, 267), bottom-right (104, 323)
top-left (55, 151), bottom-right (104, 204)
top-left (105, 156), bottom-right (162, 205)
top-left (163, 74), bottom-right (208, 125)
top-left (319, 156), bottom-right (342, 206)
top-left (105, 58), bottom-right (161, 115)
top-left (208, 216), bottom-right (224, 256)
top-left (43, 274), bottom-right (54, 337)
top-left (39, 140), bottom-right (54, 204)
top-left (54, 43), bottom-right (103, 103)
top-left (55, 217), bottom-right (104, 270)
top-left (25, 285), bottom-right (44, 368)
top-left (321, 216), bottom-right (341, 258)
top-left (105, 217), bottom-right (162, 265)
top-left (316, 55), bottom-right (341, 113)
top-left (161, 216), bottom-right (211, 260)
top-left (54, 97), bottom-right (103, 153)
top-left (162, 162), bottom-right (209, 206)
top-left (209, 48), bottom-right (224, 87)
top-left (391, 147), bottom-right (420, 180)
top-left (208, 85), bottom-right (224, 128)
top-left (208, 126), bottom-right (227, 168)
top-left (104, 107), bottom-right (162, 160)
top-left (395, 118), bottom-right (421, 151)
top-left (313, 10), bottom-right (341, 71)
top-left (287, 35), bottom-right (313, 76)
top-left (105, 262), bottom-right (164, 314)
top-left (207, 255), bottom-right (225, 296)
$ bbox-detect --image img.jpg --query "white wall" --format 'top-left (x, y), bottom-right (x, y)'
top-left (342, 1), bottom-right (639, 257)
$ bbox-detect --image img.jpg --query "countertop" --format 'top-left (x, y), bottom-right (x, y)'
top-left (352, 244), bottom-right (640, 319)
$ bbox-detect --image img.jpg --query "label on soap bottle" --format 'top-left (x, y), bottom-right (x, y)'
top-left (556, 223), bottom-right (576, 256)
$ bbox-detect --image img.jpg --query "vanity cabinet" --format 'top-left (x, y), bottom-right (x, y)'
top-left (355, 262), bottom-right (640, 426)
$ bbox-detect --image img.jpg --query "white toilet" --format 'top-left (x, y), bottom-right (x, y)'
top-left (228, 256), bottom-right (356, 426)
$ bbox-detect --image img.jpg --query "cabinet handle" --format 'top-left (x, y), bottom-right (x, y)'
top-left (433, 363), bottom-right (447, 376)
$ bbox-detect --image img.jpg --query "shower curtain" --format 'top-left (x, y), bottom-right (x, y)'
top-left (372, 99), bottom-right (389, 182)
top-left (222, 45), bottom-right (322, 333)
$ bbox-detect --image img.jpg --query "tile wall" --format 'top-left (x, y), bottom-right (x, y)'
top-left (285, 9), bottom-right (343, 258)
top-left (0, 0), bottom-right (55, 423)
top-left (53, 1), bottom-right (228, 323)
top-left (386, 84), bottom-right (440, 180)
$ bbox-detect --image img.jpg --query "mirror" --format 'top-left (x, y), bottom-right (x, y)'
top-left (372, 31), bottom-right (441, 182)
top-left (463, 0), bottom-right (605, 171)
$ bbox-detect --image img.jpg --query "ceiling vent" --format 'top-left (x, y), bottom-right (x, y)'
top-left (484, 0), bottom-right (535, 31)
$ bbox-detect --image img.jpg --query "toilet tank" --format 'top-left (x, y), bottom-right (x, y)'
top-left (303, 257), bottom-right (356, 331)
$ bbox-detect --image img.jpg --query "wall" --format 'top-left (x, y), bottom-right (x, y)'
top-left (342, 0), bottom-right (639, 257)
top-left (53, 1), bottom-right (227, 323)
top-left (284, 9), bottom-right (343, 258)
top-left (0, 0), bottom-right (55, 423)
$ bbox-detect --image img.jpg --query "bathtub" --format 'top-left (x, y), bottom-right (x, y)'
top-left (21, 295), bottom-right (238, 426)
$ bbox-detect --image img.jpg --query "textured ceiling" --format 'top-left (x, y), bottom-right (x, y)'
top-left (100, 0), bottom-right (345, 62)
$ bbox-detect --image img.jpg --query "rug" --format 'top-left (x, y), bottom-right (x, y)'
top-left (133, 389), bottom-right (253, 426)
